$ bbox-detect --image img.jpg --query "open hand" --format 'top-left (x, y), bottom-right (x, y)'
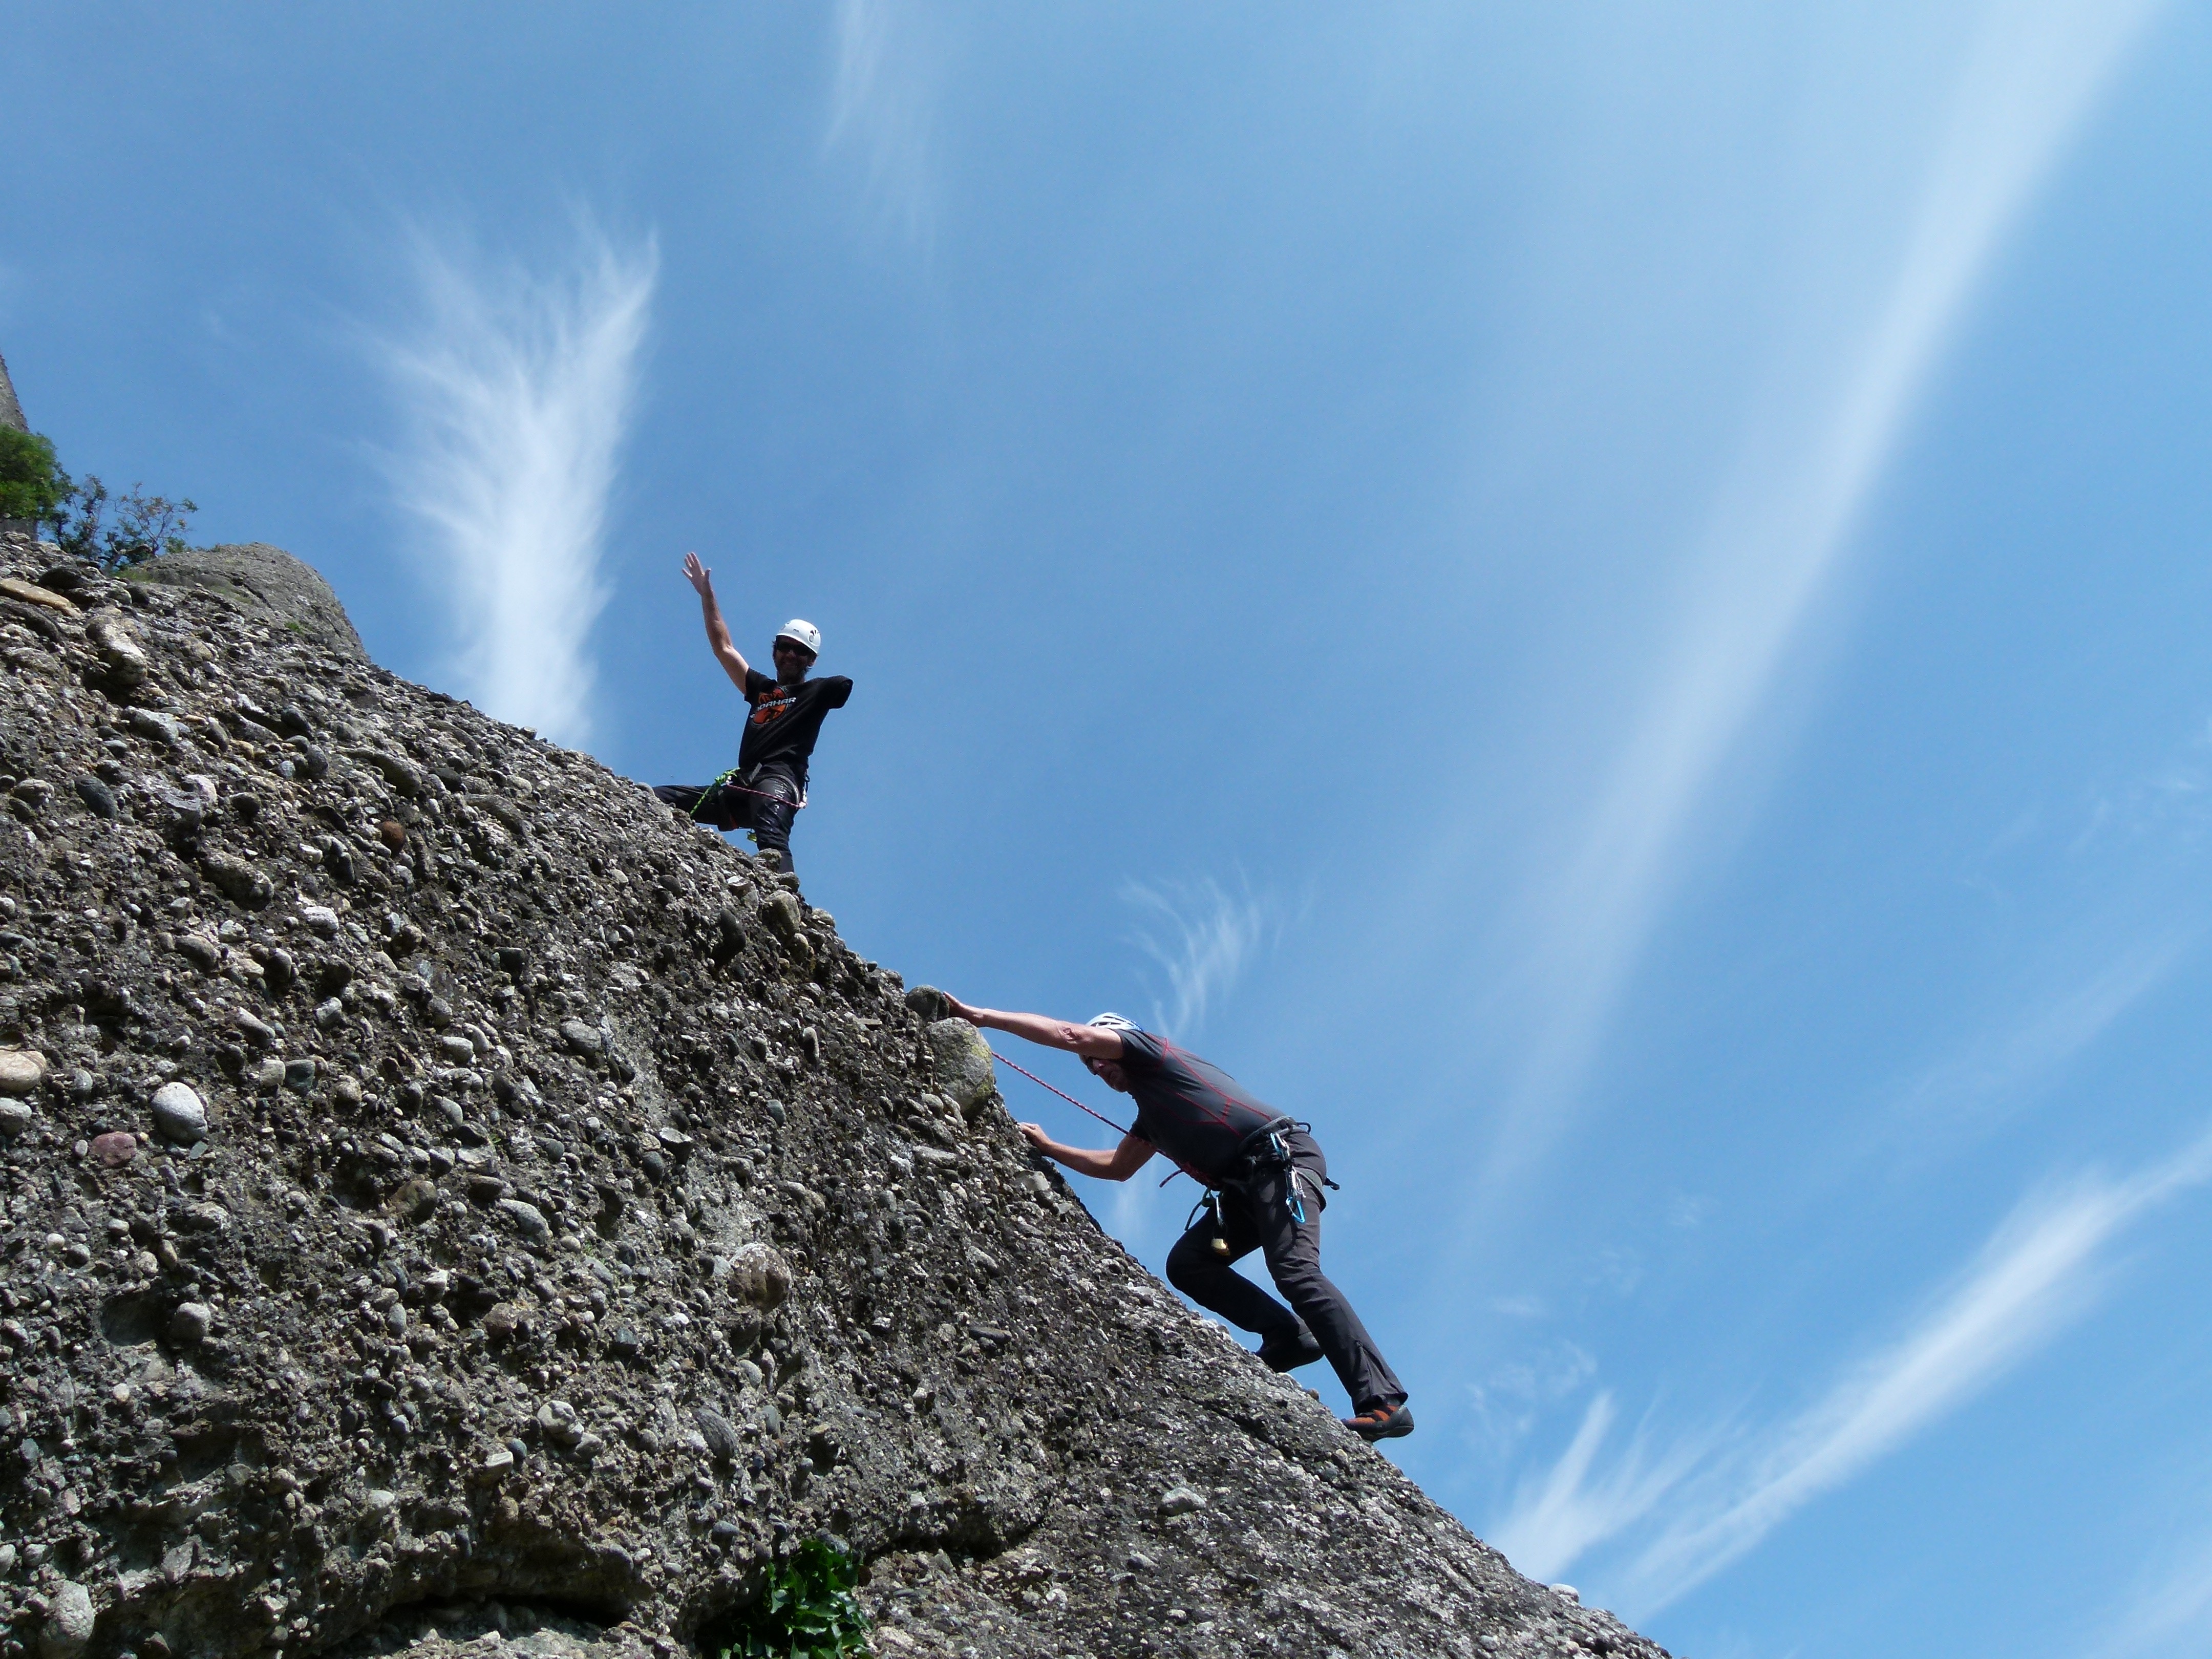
top-left (1017, 1122), bottom-right (1051, 1153)
top-left (682, 550), bottom-right (712, 597)
top-left (943, 993), bottom-right (984, 1026)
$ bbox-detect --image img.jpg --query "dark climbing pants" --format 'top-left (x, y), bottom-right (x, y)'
top-left (1164, 1129), bottom-right (1406, 1413)
top-left (654, 764), bottom-right (800, 874)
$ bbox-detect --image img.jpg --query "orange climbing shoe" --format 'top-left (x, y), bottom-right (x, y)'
top-left (1343, 1401), bottom-right (1414, 1442)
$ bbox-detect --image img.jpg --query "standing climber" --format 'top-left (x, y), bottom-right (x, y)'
top-left (655, 551), bottom-right (851, 882)
top-left (938, 997), bottom-right (1413, 1442)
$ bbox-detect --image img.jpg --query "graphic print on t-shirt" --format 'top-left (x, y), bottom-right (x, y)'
top-left (737, 669), bottom-right (853, 780)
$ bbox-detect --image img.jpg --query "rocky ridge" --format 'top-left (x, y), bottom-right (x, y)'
top-left (0, 527), bottom-right (1672, 1659)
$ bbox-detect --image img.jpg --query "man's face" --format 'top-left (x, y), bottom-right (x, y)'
top-left (771, 638), bottom-right (816, 685)
top-left (1083, 1054), bottom-right (1131, 1094)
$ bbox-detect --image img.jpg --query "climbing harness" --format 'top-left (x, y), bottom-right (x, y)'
top-left (688, 764), bottom-right (809, 823)
top-left (1246, 1122), bottom-right (1337, 1224)
top-left (1175, 1124), bottom-right (1340, 1256)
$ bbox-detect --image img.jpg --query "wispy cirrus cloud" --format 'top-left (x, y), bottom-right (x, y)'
top-left (1492, 1124), bottom-right (2212, 1614)
top-left (1483, 0), bottom-right (2166, 1198)
top-left (1873, 933), bottom-right (2188, 1164)
top-left (1463, 1339), bottom-right (1601, 1463)
top-left (1121, 874), bottom-right (1282, 1038)
top-left (2088, 1523), bottom-right (2212, 1659)
top-left (827, 0), bottom-right (941, 248)
top-left (372, 219), bottom-right (656, 747)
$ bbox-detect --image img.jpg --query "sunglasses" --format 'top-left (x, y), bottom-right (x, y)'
top-left (772, 641), bottom-right (815, 658)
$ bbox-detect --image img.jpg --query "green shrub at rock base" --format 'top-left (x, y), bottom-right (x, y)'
top-left (0, 428), bottom-right (70, 523)
top-left (712, 1538), bottom-right (871, 1659)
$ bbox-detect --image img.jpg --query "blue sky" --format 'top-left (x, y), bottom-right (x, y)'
top-left (9, 4), bottom-right (2212, 1652)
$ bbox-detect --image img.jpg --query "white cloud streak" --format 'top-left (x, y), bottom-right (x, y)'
top-left (2089, 1526), bottom-right (2212, 1659)
top-left (1485, 0), bottom-right (2164, 1194)
top-left (1876, 935), bottom-right (2188, 1160)
top-left (374, 221), bottom-right (656, 747)
top-left (1492, 1126), bottom-right (2212, 1614)
top-left (827, 0), bottom-right (939, 248)
top-left (1121, 875), bottom-right (1281, 1037)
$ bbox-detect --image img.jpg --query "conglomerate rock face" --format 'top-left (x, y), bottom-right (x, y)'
top-left (129, 545), bottom-right (368, 665)
top-left (0, 526), bottom-right (1670, 1659)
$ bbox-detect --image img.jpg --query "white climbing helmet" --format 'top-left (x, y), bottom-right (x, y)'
top-left (774, 619), bottom-right (821, 656)
top-left (1087, 1012), bottom-right (1140, 1032)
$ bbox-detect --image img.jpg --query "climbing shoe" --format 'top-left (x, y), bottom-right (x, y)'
top-left (1258, 1327), bottom-right (1326, 1372)
top-left (1342, 1401), bottom-right (1414, 1442)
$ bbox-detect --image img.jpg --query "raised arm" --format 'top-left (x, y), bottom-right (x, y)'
top-left (942, 995), bottom-right (1125, 1059)
top-left (683, 551), bottom-right (752, 691)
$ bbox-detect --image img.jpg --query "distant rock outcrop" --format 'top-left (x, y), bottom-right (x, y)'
top-left (0, 525), bottom-right (1671, 1659)
top-left (0, 352), bottom-right (24, 434)
top-left (130, 543), bottom-right (368, 664)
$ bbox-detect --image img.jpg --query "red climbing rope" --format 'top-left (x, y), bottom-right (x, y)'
top-left (987, 1047), bottom-right (1204, 1188)
top-left (988, 1047), bottom-right (1131, 1136)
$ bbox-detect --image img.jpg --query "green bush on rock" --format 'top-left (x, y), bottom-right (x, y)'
top-left (55, 475), bottom-right (198, 570)
top-left (0, 427), bottom-right (198, 569)
top-left (0, 428), bottom-right (69, 524)
top-left (712, 1539), bottom-right (872, 1659)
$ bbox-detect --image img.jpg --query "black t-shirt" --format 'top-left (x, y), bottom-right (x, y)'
top-left (1116, 1027), bottom-right (1285, 1183)
top-left (739, 669), bottom-right (853, 781)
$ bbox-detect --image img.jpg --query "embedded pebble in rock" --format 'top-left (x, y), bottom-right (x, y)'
top-left (559, 1017), bottom-right (606, 1056)
top-left (0, 573), bottom-right (76, 612)
top-left (0, 527), bottom-right (1676, 1659)
top-left (694, 1407), bottom-right (742, 1463)
top-left (148, 1080), bottom-right (208, 1141)
top-left (925, 1015), bottom-right (998, 1117)
top-left (0, 1047), bottom-right (46, 1095)
top-left (72, 774), bottom-right (117, 819)
top-left (199, 847), bottom-right (273, 908)
top-left (86, 610), bottom-right (148, 686)
top-left (127, 707), bottom-right (182, 748)
top-left (496, 1197), bottom-right (551, 1243)
top-left (1158, 1484), bottom-right (1209, 1518)
top-left (39, 1579), bottom-right (95, 1659)
top-left (727, 1240), bottom-right (793, 1309)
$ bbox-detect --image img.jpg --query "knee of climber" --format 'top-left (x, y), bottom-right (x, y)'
top-left (1266, 1244), bottom-right (1325, 1301)
top-left (1165, 1237), bottom-right (1214, 1296)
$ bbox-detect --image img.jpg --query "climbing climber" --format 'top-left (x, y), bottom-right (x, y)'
top-left (654, 550), bottom-right (851, 882)
top-left (940, 996), bottom-right (1413, 1443)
